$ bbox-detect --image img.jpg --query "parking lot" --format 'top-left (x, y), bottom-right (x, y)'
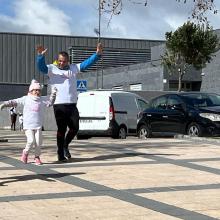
top-left (1, 130), bottom-right (220, 219)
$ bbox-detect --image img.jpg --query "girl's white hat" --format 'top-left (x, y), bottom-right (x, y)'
top-left (29, 79), bottom-right (41, 92)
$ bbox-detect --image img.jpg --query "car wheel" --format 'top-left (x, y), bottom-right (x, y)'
top-left (187, 123), bottom-right (202, 137)
top-left (138, 125), bottom-right (151, 139)
top-left (118, 127), bottom-right (127, 139)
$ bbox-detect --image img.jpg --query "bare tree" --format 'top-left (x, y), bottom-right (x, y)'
top-left (100, 0), bottom-right (146, 24)
top-left (180, 0), bottom-right (218, 24)
top-left (100, 0), bottom-right (217, 25)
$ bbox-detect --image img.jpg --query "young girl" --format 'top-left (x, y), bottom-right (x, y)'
top-left (0, 79), bottom-right (57, 165)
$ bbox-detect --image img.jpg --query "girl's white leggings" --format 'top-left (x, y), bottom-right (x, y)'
top-left (24, 129), bottom-right (42, 157)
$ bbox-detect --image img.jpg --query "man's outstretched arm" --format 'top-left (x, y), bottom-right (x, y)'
top-left (80, 43), bottom-right (103, 72)
top-left (36, 46), bottom-right (48, 74)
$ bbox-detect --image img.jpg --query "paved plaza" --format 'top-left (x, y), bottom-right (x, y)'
top-left (0, 130), bottom-right (220, 219)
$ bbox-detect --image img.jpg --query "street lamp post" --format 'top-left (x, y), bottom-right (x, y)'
top-left (95, 0), bottom-right (103, 89)
top-left (98, 0), bottom-right (101, 43)
top-left (99, 0), bottom-right (104, 89)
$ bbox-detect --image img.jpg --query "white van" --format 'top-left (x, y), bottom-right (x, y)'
top-left (77, 90), bottom-right (148, 139)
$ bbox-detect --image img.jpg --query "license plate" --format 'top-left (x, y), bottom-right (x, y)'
top-left (80, 119), bottom-right (92, 123)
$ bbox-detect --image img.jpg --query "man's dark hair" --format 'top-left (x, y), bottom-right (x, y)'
top-left (58, 51), bottom-right (69, 60)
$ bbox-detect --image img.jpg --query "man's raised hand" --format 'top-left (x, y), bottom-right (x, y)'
top-left (36, 45), bottom-right (48, 55)
top-left (96, 43), bottom-right (103, 55)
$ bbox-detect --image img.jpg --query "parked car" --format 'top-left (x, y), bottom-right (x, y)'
top-left (137, 92), bottom-right (220, 138)
top-left (77, 90), bottom-right (148, 139)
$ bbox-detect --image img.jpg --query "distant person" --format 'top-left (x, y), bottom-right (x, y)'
top-left (0, 79), bottom-right (57, 165)
top-left (36, 43), bottom-right (103, 162)
top-left (10, 107), bottom-right (17, 130)
top-left (18, 113), bottom-right (23, 131)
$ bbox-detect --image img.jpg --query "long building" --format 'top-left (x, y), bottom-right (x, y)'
top-left (0, 31), bottom-right (220, 130)
top-left (0, 32), bottom-right (164, 100)
top-left (0, 31), bottom-right (220, 102)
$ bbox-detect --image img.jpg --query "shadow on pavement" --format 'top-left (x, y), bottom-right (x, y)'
top-left (0, 172), bottom-right (85, 186)
top-left (46, 152), bottom-right (178, 164)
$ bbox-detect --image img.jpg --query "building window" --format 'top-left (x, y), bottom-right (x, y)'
top-left (130, 83), bottom-right (142, 91)
top-left (169, 82), bottom-right (178, 91)
top-left (169, 81), bottom-right (197, 91)
top-left (112, 86), bottom-right (123, 90)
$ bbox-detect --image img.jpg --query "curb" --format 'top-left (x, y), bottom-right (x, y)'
top-left (174, 134), bottom-right (220, 145)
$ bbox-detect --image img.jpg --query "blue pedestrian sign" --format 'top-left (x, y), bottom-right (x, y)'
top-left (77, 80), bottom-right (87, 92)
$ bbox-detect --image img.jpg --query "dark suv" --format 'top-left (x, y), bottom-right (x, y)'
top-left (137, 92), bottom-right (220, 138)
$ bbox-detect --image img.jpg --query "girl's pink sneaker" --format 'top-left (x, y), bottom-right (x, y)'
top-left (21, 150), bottom-right (28, 164)
top-left (34, 157), bottom-right (42, 165)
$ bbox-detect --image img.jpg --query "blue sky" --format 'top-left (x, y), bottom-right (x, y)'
top-left (0, 0), bottom-right (14, 16)
top-left (0, 0), bottom-right (219, 40)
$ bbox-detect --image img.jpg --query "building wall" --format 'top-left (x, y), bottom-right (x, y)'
top-left (0, 32), bottom-right (75, 85)
top-left (200, 49), bottom-right (220, 94)
top-left (0, 32), bottom-right (164, 101)
top-left (0, 32), bottom-right (163, 85)
top-left (78, 62), bottom-right (164, 91)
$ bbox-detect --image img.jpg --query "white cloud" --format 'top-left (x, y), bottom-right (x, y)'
top-left (0, 0), bottom-right (72, 35)
top-left (165, 15), bottom-right (187, 31)
top-left (0, 0), bottom-right (219, 39)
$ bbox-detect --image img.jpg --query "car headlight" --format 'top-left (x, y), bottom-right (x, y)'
top-left (200, 113), bottom-right (220, 121)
